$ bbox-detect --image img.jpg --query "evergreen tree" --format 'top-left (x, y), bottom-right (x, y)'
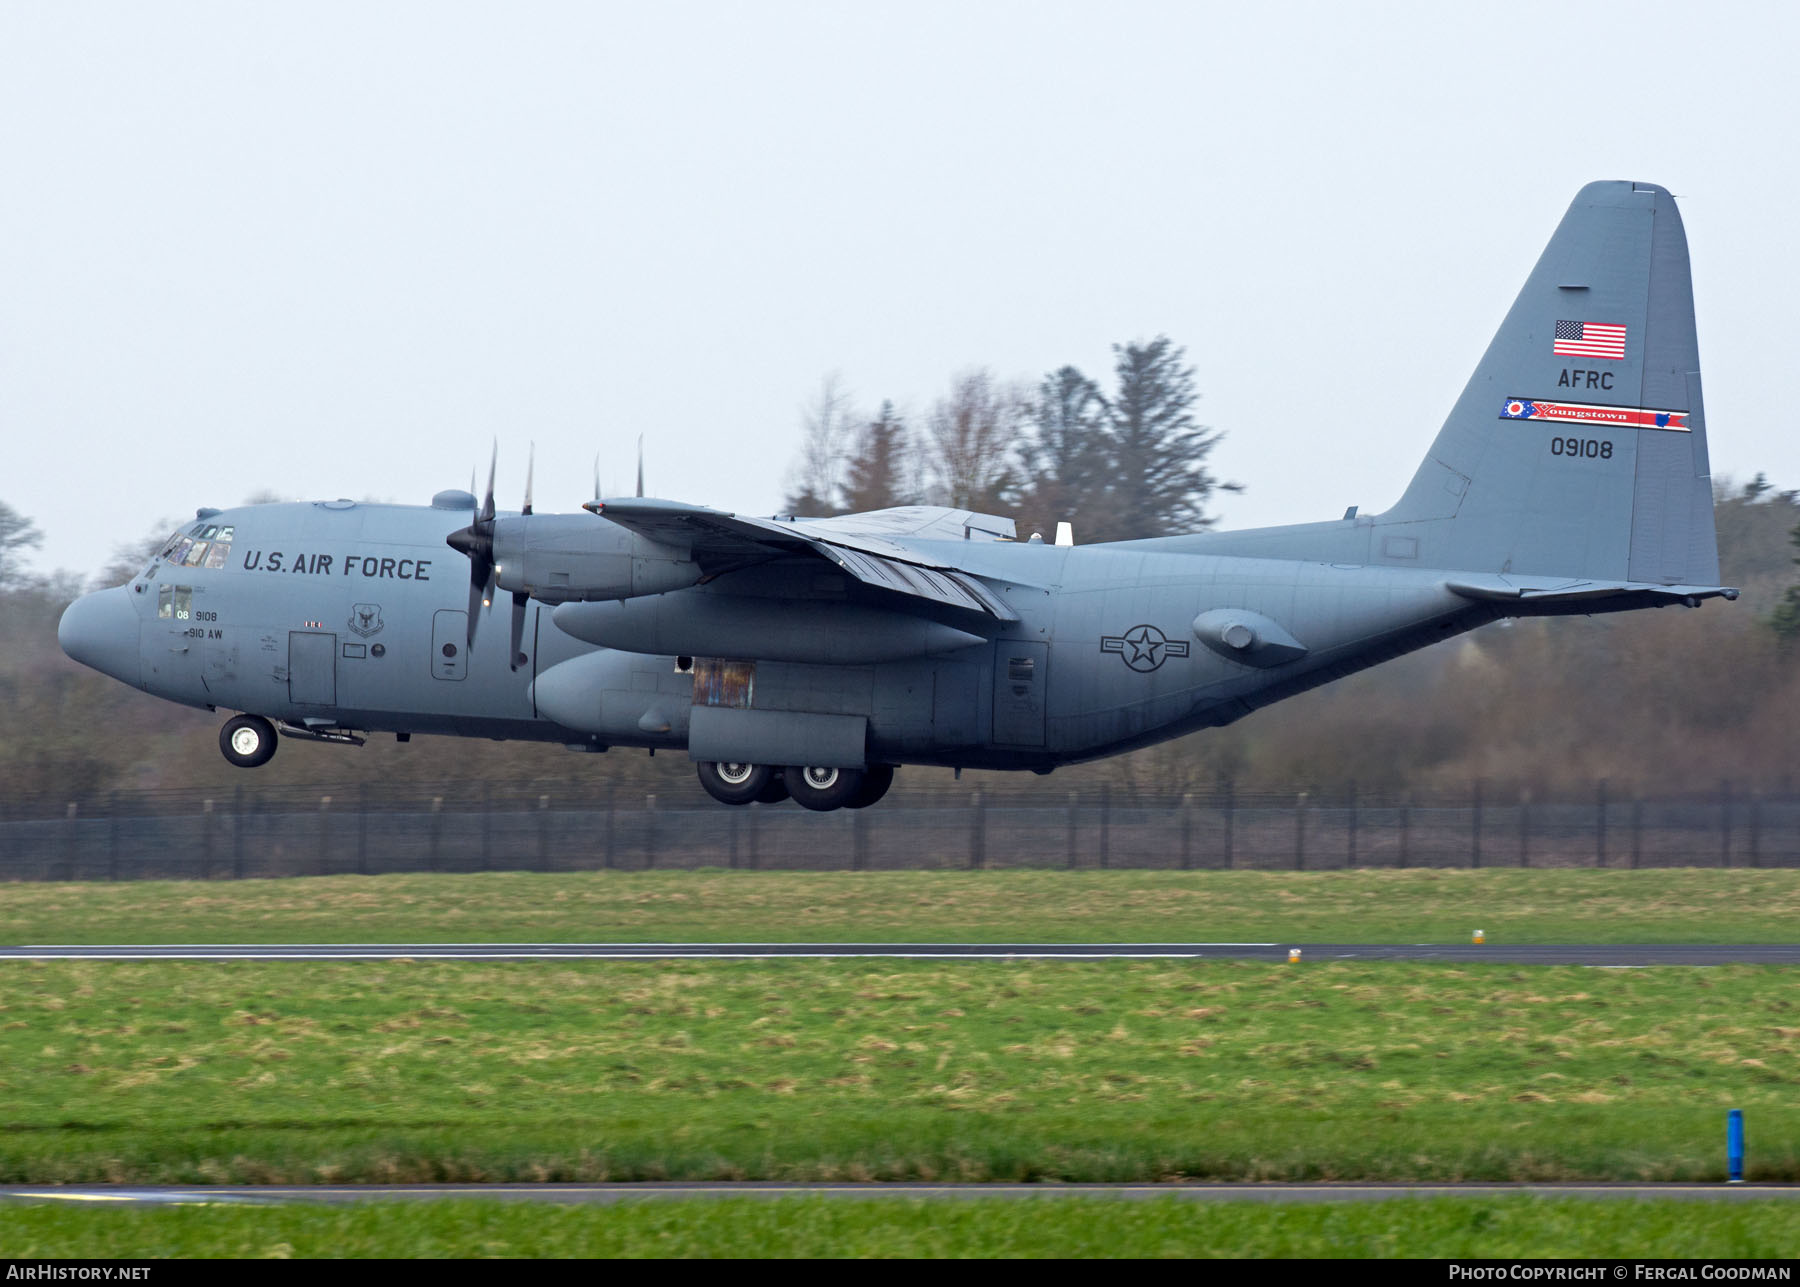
top-left (1017, 366), bottom-right (1106, 539)
top-left (1096, 336), bottom-right (1237, 541)
top-left (1770, 519), bottom-right (1800, 644)
top-left (841, 401), bottom-right (912, 512)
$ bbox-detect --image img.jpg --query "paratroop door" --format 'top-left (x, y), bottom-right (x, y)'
top-left (288, 631), bottom-right (337, 705)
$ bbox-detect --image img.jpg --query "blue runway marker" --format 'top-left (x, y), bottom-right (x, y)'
top-left (1728, 1109), bottom-right (1744, 1183)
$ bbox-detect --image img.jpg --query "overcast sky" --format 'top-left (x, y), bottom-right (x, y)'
top-left (5, 1), bottom-right (1796, 579)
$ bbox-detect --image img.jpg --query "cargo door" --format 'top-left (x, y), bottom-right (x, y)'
top-left (288, 631), bottom-right (337, 705)
top-left (992, 641), bottom-right (1047, 747)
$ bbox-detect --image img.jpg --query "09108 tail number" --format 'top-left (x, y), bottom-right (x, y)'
top-left (1550, 437), bottom-right (1613, 460)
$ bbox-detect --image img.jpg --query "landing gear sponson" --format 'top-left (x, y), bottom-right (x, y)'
top-left (696, 762), bottom-right (894, 812)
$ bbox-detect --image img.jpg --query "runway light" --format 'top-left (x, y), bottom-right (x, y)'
top-left (1472, 929), bottom-right (1486, 945)
top-left (1287, 947), bottom-right (1302, 963)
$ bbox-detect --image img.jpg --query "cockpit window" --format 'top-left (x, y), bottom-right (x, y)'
top-left (164, 525), bottom-right (233, 570)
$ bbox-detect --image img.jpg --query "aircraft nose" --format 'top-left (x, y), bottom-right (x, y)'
top-left (58, 586), bottom-right (143, 688)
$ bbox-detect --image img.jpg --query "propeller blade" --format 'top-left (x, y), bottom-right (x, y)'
top-left (593, 453), bottom-right (601, 503)
top-left (466, 574), bottom-right (485, 646)
top-left (509, 590), bottom-right (528, 671)
top-left (479, 441), bottom-right (497, 524)
top-left (450, 441), bottom-right (502, 648)
top-left (636, 434), bottom-right (644, 498)
top-left (522, 441), bottom-right (535, 516)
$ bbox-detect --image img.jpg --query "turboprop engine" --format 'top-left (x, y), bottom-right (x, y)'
top-left (490, 514), bottom-right (700, 604)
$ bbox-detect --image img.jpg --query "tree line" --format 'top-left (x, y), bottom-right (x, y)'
top-left (783, 335), bottom-right (1238, 543)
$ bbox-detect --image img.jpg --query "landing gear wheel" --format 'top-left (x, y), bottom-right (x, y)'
top-left (755, 772), bottom-right (790, 805)
top-left (785, 764), bottom-right (865, 812)
top-left (846, 763), bottom-right (895, 809)
top-left (220, 715), bottom-right (278, 768)
top-left (696, 761), bottom-right (775, 806)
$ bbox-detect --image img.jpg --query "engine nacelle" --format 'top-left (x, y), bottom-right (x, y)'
top-left (491, 514), bottom-right (700, 604)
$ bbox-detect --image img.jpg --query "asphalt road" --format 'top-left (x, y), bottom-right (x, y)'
top-left (2, 1183), bottom-right (1795, 1205)
top-left (3, 942), bottom-right (1798, 964)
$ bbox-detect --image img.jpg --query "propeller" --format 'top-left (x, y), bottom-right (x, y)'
top-left (506, 443), bottom-right (534, 671)
top-left (445, 444), bottom-right (498, 648)
top-left (636, 434), bottom-right (644, 498)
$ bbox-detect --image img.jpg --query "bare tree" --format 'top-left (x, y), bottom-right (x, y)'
top-left (93, 520), bottom-right (180, 589)
top-left (923, 369), bottom-right (1026, 513)
top-left (783, 372), bottom-right (858, 515)
top-left (0, 501), bottom-right (43, 588)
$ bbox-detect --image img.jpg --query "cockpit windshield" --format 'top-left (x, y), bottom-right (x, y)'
top-left (163, 521), bottom-right (234, 571)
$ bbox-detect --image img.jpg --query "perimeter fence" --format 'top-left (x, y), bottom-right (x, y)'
top-left (0, 778), bottom-right (1795, 881)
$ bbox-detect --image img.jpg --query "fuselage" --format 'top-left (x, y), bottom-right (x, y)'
top-left (60, 495), bottom-right (1498, 773)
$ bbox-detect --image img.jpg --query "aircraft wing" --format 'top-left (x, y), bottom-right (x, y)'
top-left (587, 498), bottom-right (1021, 621)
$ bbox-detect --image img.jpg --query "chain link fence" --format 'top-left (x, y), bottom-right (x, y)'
top-left (1, 779), bottom-right (1795, 880)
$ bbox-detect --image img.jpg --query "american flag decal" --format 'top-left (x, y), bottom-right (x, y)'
top-left (1553, 320), bottom-right (1627, 360)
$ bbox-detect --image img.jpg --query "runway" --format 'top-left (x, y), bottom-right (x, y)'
top-left (2, 1182), bottom-right (1796, 1206)
top-left (3, 942), bottom-right (1798, 964)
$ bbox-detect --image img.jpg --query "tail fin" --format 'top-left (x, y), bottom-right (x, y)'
top-left (1381, 181), bottom-right (1718, 586)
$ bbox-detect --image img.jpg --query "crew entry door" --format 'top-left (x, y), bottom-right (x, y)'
top-left (992, 641), bottom-right (1047, 747)
top-left (288, 631), bottom-right (337, 705)
top-left (431, 610), bottom-right (468, 681)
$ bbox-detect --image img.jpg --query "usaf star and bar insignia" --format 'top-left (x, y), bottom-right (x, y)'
top-left (1101, 624), bottom-right (1190, 673)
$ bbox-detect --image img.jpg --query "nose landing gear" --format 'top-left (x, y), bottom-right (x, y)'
top-left (219, 714), bottom-right (278, 768)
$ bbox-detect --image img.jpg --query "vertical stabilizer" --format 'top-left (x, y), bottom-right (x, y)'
top-left (1380, 181), bottom-right (1717, 585)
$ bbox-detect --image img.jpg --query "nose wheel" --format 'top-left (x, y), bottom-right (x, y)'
top-left (220, 714), bottom-right (278, 768)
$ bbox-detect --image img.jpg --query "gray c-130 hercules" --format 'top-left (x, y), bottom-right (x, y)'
top-left (59, 181), bottom-right (1736, 811)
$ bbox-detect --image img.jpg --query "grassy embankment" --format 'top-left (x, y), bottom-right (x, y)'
top-left (1, 958), bottom-right (1796, 1185)
top-left (3, 1195), bottom-right (1798, 1258)
top-left (4, 867), bottom-right (1800, 944)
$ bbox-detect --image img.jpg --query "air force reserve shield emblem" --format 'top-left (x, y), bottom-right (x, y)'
top-left (348, 603), bottom-right (385, 638)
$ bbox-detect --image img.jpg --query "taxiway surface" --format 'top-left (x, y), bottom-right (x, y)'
top-left (3, 943), bottom-right (1797, 964)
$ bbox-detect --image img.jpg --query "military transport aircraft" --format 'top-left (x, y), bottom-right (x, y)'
top-left (59, 180), bottom-right (1734, 811)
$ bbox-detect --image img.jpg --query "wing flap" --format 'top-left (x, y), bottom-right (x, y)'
top-left (587, 498), bottom-right (1019, 620)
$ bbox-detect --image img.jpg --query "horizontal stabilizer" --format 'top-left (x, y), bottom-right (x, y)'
top-left (1445, 573), bottom-right (1737, 608)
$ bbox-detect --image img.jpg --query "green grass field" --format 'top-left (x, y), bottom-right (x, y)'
top-left (3, 1195), bottom-right (1797, 1258)
top-left (4, 867), bottom-right (1799, 944)
top-left (2, 958), bottom-right (1795, 1186)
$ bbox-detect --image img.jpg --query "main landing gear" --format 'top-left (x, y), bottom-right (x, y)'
top-left (695, 762), bottom-right (895, 811)
top-left (219, 714), bottom-right (278, 768)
